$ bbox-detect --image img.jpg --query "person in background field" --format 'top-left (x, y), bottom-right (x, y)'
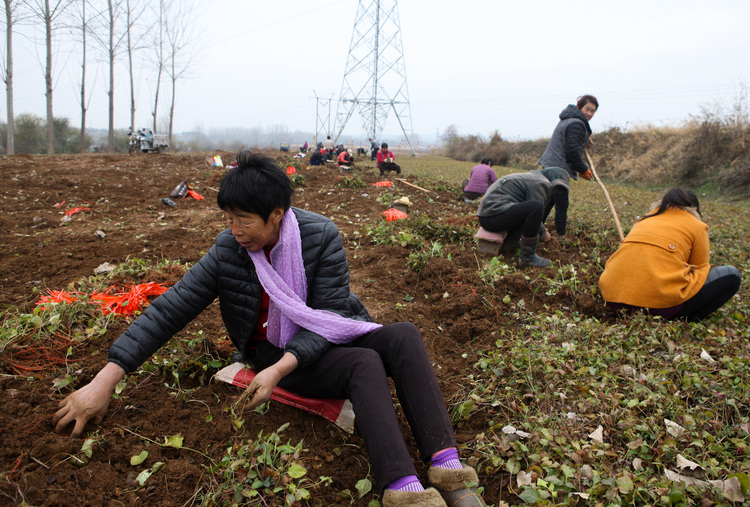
top-left (52, 151), bottom-right (487, 507)
top-left (301, 141), bottom-right (308, 153)
top-left (376, 143), bottom-right (401, 179)
top-left (308, 149), bottom-right (325, 166)
top-left (477, 168), bottom-right (569, 267)
top-left (323, 135), bottom-right (335, 160)
top-left (369, 137), bottom-right (380, 160)
top-left (538, 94), bottom-right (598, 236)
top-left (462, 158), bottom-right (497, 203)
top-left (599, 188), bottom-right (741, 321)
top-left (337, 149), bottom-right (353, 168)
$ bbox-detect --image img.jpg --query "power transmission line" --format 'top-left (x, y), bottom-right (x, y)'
top-left (333, 0), bottom-right (415, 153)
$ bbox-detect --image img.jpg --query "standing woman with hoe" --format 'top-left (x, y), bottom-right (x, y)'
top-left (538, 94), bottom-right (599, 237)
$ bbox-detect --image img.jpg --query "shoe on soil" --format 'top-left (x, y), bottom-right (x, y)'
top-left (519, 235), bottom-right (550, 267)
top-left (382, 487), bottom-right (447, 506)
top-left (428, 465), bottom-right (488, 507)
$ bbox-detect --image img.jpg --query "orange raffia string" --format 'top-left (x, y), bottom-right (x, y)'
top-left (91, 282), bottom-right (169, 316)
top-left (186, 189), bottom-right (205, 200)
top-left (35, 289), bottom-right (81, 311)
top-left (372, 181), bottom-right (393, 187)
top-left (35, 283), bottom-right (169, 316)
top-left (382, 208), bottom-right (408, 221)
top-left (63, 206), bottom-right (91, 217)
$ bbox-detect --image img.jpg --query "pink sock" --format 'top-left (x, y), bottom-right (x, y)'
top-left (431, 448), bottom-right (463, 470)
top-left (387, 475), bottom-right (424, 492)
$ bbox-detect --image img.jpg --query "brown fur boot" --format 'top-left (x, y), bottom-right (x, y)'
top-left (382, 487), bottom-right (447, 506)
top-left (428, 465), bottom-right (490, 507)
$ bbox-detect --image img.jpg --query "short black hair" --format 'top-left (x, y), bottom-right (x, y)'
top-left (216, 150), bottom-right (293, 221)
top-left (480, 158), bottom-right (493, 166)
top-left (576, 94), bottom-right (599, 110)
top-left (381, 142), bottom-right (388, 149)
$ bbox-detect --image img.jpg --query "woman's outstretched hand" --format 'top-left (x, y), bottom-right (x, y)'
top-left (53, 362), bottom-right (125, 438)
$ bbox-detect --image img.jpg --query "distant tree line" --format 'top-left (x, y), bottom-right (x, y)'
top-left (0, 113), bottom-right (410, 154)
top-left (0, 114), bottom-right (94, 154)
top-left (1, 0), bottom-right (200, 155)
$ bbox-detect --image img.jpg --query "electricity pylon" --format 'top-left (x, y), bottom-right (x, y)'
top-left (333, 0), bottom-right (415, 153)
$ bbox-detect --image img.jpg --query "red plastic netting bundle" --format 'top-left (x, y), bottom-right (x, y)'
top-left (382, 208), bottom-right (408, 221)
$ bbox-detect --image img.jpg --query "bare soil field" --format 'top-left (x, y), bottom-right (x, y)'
top-left (0, 152), bottom-right (609, 506)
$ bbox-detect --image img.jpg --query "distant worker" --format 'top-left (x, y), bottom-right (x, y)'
top-left (462, 158), bottom-right (497, 203)
top-left (323, 136), bottom-right (335, 160)
top-left (376, 143), bottom-right (401, 179)
top-left (477, 168), bottom-right (569, 267)
top-left (301, 141), bottom-right (308, 153)
top-left (538, 94), bottom-right (598, 236)
top-left (309, 149), bottom-right (325, 166)
top-left (337, 149), bottom-right (353, 168)
top-left (369, 138), bottom-right (380, 160)
top-left (599, 188), bottom-right (741, 321)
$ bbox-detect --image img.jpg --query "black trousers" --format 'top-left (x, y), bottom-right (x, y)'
top-left (378, 162), bottom-right (401, 177)
top-left (607, 265), bottom-right (741, 322)
top-left (251, 322), bottom-right (456, 490)
top-left (674, 265), bottom-right (742, 321)
top-left (478, 200), bottom-right (544, 239)
top-left (543, 190), bottom-right (569, 235)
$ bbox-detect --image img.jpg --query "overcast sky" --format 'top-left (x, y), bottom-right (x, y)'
top-left (8, 0), bottom-right (750, 145)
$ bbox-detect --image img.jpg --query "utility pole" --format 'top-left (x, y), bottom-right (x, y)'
top-left (333, 0), bottom-right (415, 154)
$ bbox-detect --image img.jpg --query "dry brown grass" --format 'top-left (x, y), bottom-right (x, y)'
top-left (441, 113), bottom-right (750, 198)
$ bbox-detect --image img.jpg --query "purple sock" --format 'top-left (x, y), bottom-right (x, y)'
top-left (431, 448), bottom-right (463, 470)
top-left (387, 475), bottom-right (424, 492)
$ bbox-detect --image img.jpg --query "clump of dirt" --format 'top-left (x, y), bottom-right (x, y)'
top-left (0, 152), bottom-right (611, 506)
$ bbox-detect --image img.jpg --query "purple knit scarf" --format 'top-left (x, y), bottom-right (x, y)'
top-left (247, 211), bottom-right (381, 348)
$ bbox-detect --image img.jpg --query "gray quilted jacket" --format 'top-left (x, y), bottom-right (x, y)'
top-left (538, 104), bottom-right (592, 179)
top-left (476, 168), bottom-right (569, 218)
top-left (108, 208), bottom-right (372, 372)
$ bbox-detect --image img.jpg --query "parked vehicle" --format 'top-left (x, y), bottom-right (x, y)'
top-left (129, 128), bottom-right (169, 153)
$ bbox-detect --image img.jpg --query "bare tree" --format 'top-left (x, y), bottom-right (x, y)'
top-left (87, 0), bottom-right (130, 152)
top-left (1, 0), bottom-right (23, 154)
top-left (26, 0), bottom-right (73, 154)
top-left (74, 0), bottom-right (92, 153)
top-left (163, 0), bottom-right (199, 145)
top-left (104, 0), bottom-right (120, 151)
top-left (150, 0), bottom-right (164, 133)
top-left (124, 0), bottom-right (147, 133)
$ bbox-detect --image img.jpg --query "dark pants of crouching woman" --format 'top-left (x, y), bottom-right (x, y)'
top-left (251, 322), bottom-right (457, 491)
top-left (479, 200), bottom-right (545, 239)
top-left (606, 265), bottom-right (742, 322)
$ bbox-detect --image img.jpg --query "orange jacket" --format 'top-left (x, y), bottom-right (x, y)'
top-left (599, 207), bottom-right (710, 308)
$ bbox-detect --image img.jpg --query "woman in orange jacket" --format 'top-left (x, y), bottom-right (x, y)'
top-left (599, 188), bottom-right (741, 321)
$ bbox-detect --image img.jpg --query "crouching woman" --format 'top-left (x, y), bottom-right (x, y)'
top-left (53, 151), bottom-right (487, 507)
top-left (477, 167), bottom-right (569, 267)
top-left (599, 188), bottom-right (741, 321)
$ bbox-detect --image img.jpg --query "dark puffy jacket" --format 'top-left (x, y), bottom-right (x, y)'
top-left (108, 208), bottom-right (372, 372)
top-left (538, 104), bottom-right (592, 179)
top-left (476, 168), bottom-right (569, 218)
